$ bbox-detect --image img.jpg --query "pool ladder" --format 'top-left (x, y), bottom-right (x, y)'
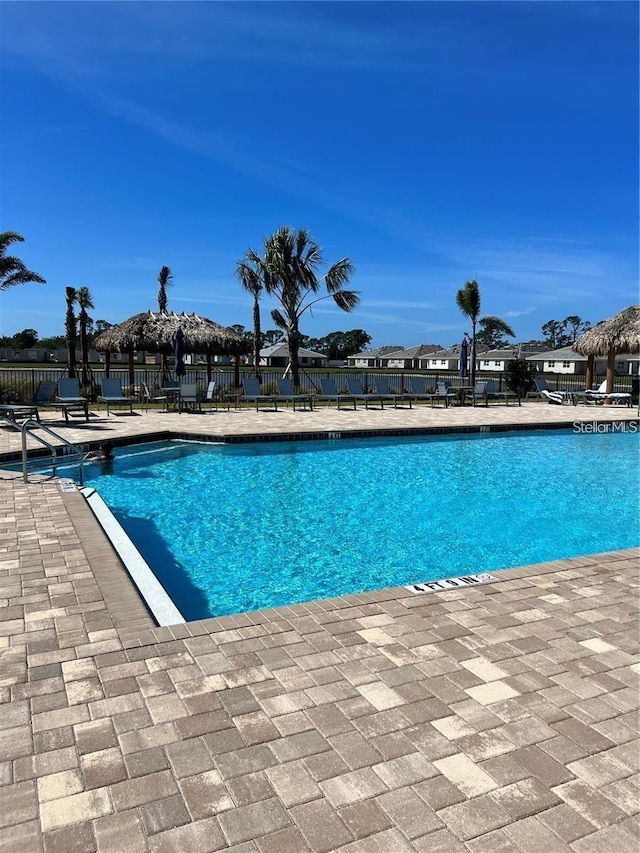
top-left (1, 416), bottom-right (85, 485)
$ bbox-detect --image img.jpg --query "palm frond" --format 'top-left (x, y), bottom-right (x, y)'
top-left (332, 290), bottom-right (360, 312)
top-left (0, 233), bottom-right (46, 290)
top-left (325, 258), bottom-right (355, 293)
top-left (0, 232), bottom-right (26, 253)
top-left (270, 308), bottom-right (287, 330)
top-left (0, 269), bottom-right (47, 290)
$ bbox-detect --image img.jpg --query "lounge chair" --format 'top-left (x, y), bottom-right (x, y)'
top-left (276, 378), bottom-right (313, 411)
top-left (55, 379), bottom-right (90, 422)
top-left (406, 376), bottom-right (437, 404)
top-left (484, 379), bottom-right (521, 406)
top-left (573, 380), bottom-right (632, 407)
top-left (0, 383), bottom-right (44, 423)
top-left (527, 378), bottom-right (573, 403)
top-left (464, 381), bottom-right (489, 407)
top-left (98, 378), bottom-right (134, 415)
top-left (178, 383), bottom-right (202, 413)
top-left (241, 377), bottom-right (278, 411)
top-left (345, 377), bottom-right (385, 409)
top-left (1, 380), bottom-right (89, 424)
top-left (373, 376), bottom-right (412, 409)
top-left (540, 389), bottom-right (570, 406)
top-left (317, 377), bottom-right (356, 409)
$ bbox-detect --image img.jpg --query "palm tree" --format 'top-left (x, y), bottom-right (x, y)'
top-left (64, 287), bottom-right (78, 379)
top-left (157, 265), bottom-right (173, 312)
top-left (76, 287), bottom-right (94, 388)
top-left (246, 226), bottom-right (358, 387)
top-left (157, 266), bottom-right (173, 380)
top-left (236, 250), bottom-right (264, 382)
top-left (456, 279), bottom-right (482, 387)
top-left (0, 231), bottom-right (46, 291)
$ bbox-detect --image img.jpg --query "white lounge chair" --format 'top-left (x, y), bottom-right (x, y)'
top-left (576, 381), bottom-right (632, 407)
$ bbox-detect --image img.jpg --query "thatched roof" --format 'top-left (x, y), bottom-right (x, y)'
top-left (573, 305), bottom-right (640, 356)
top-left (93, 311), bottom-right (251, 356)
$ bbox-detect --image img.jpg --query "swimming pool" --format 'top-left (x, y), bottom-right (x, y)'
top-left (70, 429), bottom-right (638, 619)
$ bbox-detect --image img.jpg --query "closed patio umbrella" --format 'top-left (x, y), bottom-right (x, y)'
top-left (459, 336), bottom-right (469, 379)
top-left (173, 327), bottom-right (186, 377)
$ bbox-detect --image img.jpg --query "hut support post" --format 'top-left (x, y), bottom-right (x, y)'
top-left (105, 352), bottom-right (111, 378)
top-left (234, 356), bottom-right (240, 389)
top-left (207, 354), bottom-right (212, 384)
top-left (606, 351), bottom-right (615, 400)
top-left (585, 354), bottom-right (594, 391)
top-left (128, 348), bottom-right (135, 393)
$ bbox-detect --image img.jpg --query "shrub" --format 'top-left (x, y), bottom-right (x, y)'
top-left (505, 359), bottom-right (538, 398)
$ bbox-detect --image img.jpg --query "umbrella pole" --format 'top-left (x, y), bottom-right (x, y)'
top-left (207, 354), bottom-right (212, 384)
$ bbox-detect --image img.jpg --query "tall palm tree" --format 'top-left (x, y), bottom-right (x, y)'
top-left (0, 231), bottom-right (46, 290)
top-left (76, 287), bottom-right (94, 388)
top-left (249, 226), bottom-right (358, 387)
top-left (64, 287), bottom-right (78, 379)
top-left (157, 266), bottom-right (173, 380)
top-left (236, 250), bottom-right (264, 382)
top-left (456, 279), bottom-right (482, 387)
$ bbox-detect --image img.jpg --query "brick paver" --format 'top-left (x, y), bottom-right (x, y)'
top-left (0, 403), bottom-right (638, 850)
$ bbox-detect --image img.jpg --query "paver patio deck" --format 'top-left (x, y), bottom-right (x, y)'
top-left (1, 402), bottom-right (638, 851)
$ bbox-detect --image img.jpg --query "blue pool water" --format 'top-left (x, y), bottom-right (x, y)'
top-left (68, 430), bottom-right (637, 619)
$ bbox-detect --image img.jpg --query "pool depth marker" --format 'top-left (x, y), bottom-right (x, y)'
top-left (406, 572), bottom-right (497, 594)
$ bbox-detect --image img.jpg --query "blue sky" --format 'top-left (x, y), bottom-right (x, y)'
top-left (1, 1), bottom-right (638, 348)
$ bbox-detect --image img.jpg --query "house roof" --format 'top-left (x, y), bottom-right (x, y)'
top-left (430, 344), bottom-right (490, 358)
top-left (384, 344), bottom-right (442, 359)
top-left (350, 346), bottom-right (404, 359)
top-left (479, 345), bottom-right (550, 359)
top-left (260, 343), bottom-right (326, 359)
top-left (526, 346), bottom-right (587, 361)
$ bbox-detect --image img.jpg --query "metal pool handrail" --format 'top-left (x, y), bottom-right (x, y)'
top-left (20, 418), bottom-right (85, 486)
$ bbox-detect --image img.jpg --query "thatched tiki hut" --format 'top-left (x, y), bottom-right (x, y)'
top-left (573, 305), bottom-right (640, 393)
top-left (93, 311), bottom-right (251, 389)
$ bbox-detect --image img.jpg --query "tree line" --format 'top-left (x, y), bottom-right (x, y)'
top-left (1, 228), bottom-right (595, 388)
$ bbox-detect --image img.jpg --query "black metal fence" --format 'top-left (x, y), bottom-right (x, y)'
top-left (0, 366), bottom-right (634, 404)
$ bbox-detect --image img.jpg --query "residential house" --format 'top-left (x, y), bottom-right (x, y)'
top-left (477, 345), bottom-right (549, 373)
top-left (383, 344), bottom-right (442, 370)
top-left (526, 346), bottom-right (636, 376)
top-left (347, 346), bottom-right (404, 368)
top-left (257, 343), bottom-right (327, 368)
